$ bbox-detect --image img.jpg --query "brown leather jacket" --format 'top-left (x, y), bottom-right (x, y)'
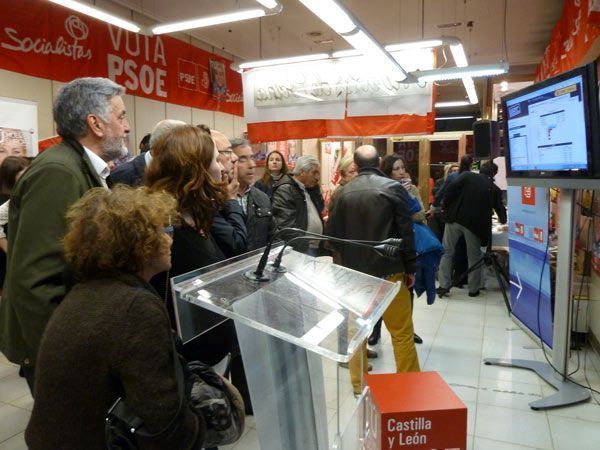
top-left (326, 167), bottom-right (416, 277)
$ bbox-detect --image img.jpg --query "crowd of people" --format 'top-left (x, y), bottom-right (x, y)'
top-left (0, 76), bottom-right (507, 448)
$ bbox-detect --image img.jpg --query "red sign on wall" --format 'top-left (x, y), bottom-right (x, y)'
top-left (0, 0), bottom-right (243, 116)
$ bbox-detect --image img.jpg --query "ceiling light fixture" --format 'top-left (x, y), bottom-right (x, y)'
top-left (298, 0), bottom-right (412, 80)
top-left (435, 101), bottom-right (471, 108)
top-left (385, 39), bottom-right (444, 52)
top-left (297, 0), bottom-right (356, 33)
top-left (153, 8), bottom-right (267, 35)
top-left (462, 77), bottom-right (479, 104)
top-left (255, 0), bottom-right (280, 8)
top-left (416, 63), bottom-right (509, 82)
top-left (49, 0), bottom-right (141, 32)
top-left (450, 44), bottom-right (468, 67)
top-left (238, 53), bottom-right (330, 69)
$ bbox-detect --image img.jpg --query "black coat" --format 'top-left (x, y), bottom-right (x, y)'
top-left (211, 200), bottom-right (248, 258)
top-left (245, 187), bottom-right (276, 251)
top-left (443, 171), bottom-right (506, 246)
top-left (271, 175), bottom-right (323, 251)
top-left (110, 153), bottom-right (147, 186)
top-left (326, 167), bottom-right (416, 277)
top-left (26, 272), bottom-right (202, 449)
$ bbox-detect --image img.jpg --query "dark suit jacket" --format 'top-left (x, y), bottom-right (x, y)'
top-left (110, 153), bottom-right (147, 186)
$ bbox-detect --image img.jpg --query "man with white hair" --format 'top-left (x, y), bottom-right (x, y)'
top-left (272, 155), bottom-right (323, 254)
top-left (110, 119), bottom-right (186, 186)
top-left (0, 77), bottom-right (130, 392)
top-left (327, 145), bottom-right (419, 396)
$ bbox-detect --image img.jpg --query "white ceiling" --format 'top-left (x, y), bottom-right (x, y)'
top-left (109, 0), bottom-right (565, 112)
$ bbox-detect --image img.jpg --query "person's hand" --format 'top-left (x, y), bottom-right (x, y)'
top-left (404, 273), bottom-right (416, 288)
top-left (226, 163), bottom-right (239, 200)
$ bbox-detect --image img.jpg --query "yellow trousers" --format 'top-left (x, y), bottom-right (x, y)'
top-left (350, 274), bottom-right (421, 394)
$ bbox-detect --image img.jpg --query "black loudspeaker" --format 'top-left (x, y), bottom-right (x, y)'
top-left (472, 120), bottom-right (499, 160)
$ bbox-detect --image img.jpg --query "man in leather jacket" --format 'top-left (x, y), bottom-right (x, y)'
top-left (272, 155), bottom-right (323, 254)
top-left (326, 145), bottom-right (419, 395)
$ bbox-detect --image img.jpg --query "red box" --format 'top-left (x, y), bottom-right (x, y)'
top-left (364, 372), bottom-right (467, 450)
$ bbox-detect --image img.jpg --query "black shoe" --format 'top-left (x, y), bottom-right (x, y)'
top-left (367, 349), bottom-right (378, 359)
top-left (436, 286), bottom-right (450, 297)
top-left (413, 333), bottom-right (423, 344)
top-left (468, 290), bottom-right (480, 297)
top-left (368, 329), bottom-right (381, 346)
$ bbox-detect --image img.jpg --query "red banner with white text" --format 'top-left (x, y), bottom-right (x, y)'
top-left (0, 0), bottom-right (243, 116)
top-left (535, 0), bottom-right (600, 81)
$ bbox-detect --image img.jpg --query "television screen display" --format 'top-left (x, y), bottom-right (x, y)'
top-left (503, 62), bottom-right (599, 185)
top-left (506, 75), bottom-right (587, 171)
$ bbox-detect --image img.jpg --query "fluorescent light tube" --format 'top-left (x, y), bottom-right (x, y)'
top-left (153, 9), bottom-right (266, 34)
top-left (385, 39), bottom-right (444, 51)
top-left (297, 0), bottom-right (356, 34)
top-left (434, 116), bottom-right (475, 120)
top-left (255, 0), bottom-right (279, 8)
top-left (435, 101), bottom-right (471, 108)
top-left (331, 49), bottom-right (363, 58)
top-left (238, 53), bottom-right (330, 69)
top-left (416, 63), bottom-right (509, 82)
top-left (450, 44), bottom-right (468, 67)
top-left (462, 77), bottom-right (479, 104)
top-left (49, 0), bottom-right (140, 32)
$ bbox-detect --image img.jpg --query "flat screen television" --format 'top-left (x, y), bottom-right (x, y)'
top-left (503, 62), bottom-right (600, 187)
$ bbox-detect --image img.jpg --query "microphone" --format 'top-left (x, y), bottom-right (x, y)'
top-left (243, 228), bottom-right (304, 282)
top-left (243, 227), bottom-right (403, 282)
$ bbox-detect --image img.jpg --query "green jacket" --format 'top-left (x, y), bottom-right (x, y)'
top-left (0, 139), bottom-right (103, 366)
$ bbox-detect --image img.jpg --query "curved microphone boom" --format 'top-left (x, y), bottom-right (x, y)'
top-left (243, 227), bottom-right (403, 282)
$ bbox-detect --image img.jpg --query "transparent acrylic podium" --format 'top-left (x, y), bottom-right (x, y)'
top-left (171, 246), bottom-right (399, 449)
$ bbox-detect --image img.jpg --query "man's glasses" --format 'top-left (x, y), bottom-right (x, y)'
top-left (218, 147), bottom-right (233, 156)
top-left (162, 225), bottom-right (174, 237)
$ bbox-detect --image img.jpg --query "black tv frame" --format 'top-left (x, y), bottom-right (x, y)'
top-left (503, 61), bottom-right (600, 188)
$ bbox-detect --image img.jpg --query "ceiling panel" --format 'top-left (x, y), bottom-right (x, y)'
top-left (108, 0), bottom-right (565, 111)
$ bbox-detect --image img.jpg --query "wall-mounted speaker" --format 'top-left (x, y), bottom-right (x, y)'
top-left (472, 120), bottom-right (499, 160)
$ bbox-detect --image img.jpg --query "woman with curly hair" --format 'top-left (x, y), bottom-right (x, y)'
top-left (254, 150), bottom-right (288, 197)
top-left (145, 124), bottom-right (253, 415)
top-left (25, 186), bottom-right (206, 449)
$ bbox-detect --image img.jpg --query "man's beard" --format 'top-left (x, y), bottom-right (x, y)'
top-left (101, 135), bottom-right (125, 161)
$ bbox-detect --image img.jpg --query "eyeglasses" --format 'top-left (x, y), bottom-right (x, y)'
top-left (218, 147), bottom-right (233, 156)
top-left (162, 225), bottom-right (174, 236)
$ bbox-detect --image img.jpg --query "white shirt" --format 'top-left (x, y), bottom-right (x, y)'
top-left (83, 147), bottom-right (110, 189)
top-left (144, 151), bottom-right (153, 167)
top-left (0, 200), bottom-right (8, 240)
top-left (294, 178), bottom-right (323, 248)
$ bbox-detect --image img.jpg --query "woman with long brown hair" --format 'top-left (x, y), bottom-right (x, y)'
top-left (254, 150), bottom-right (288, 197)
top-left (145, 124), bottom-right (253, 415)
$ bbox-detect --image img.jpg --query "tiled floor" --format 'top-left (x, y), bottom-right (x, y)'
top-left (2, 281), bottom-right (600, 449)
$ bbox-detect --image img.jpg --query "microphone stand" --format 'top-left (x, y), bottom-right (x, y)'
top-left (243, 227), bottom-right (403, 282)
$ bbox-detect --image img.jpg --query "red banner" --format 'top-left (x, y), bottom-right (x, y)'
top-left (0, 0), bottom-right (243, 116)
top-left (535, 0), bottom-right (600, 81)
top-left (247, 114), bottom-right (434, 143)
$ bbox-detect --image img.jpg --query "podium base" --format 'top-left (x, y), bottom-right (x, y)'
top-left (484, 358), bottom-right (590, 410)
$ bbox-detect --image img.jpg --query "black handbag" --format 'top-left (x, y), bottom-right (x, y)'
top-left (105, 345), bottom-right (186, 450)
top-left (105, 349), bottom-right (243, 449)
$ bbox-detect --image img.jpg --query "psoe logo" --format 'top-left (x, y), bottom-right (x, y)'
top-left (1, 14), bottom-right (92, 61)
